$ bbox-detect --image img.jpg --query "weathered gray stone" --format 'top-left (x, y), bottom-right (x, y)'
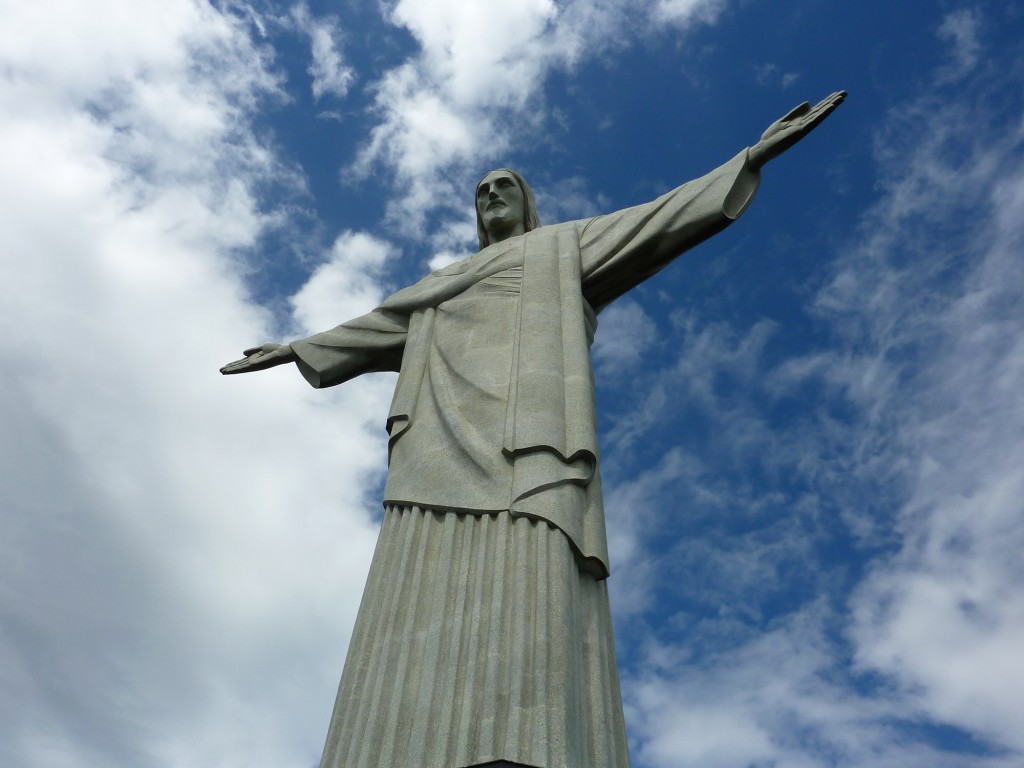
top-left (221, 91), bottom-right (846, 768)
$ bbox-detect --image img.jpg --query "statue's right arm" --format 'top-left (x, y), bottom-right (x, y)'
top-left (220, 327), bottom-right (405, 386)
top-left (220, 305), bottom-right (410, 387)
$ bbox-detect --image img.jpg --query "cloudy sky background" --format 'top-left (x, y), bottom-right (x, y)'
top-left (2, 1), bottom-right (1022, 766)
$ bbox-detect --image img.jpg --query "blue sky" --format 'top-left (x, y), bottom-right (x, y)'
top-left (2, 1), bottom-right (1023, 767)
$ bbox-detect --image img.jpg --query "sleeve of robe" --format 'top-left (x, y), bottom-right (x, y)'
top-left (289, 307), bottom-right (408, 389)
top-left (579, 149), bottom-right (760, 311)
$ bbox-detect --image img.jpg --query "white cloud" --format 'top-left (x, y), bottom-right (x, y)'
top-left (654, 0), bottom-right (727, 26)
top-left (603, 315), bottom-right (777, 452)
top-left (533, 174), bottom-right (611, 225)
top-left (350, 0), bottom-right (560, 216)
top-left (291, 230), bottom-right (398, 334)
top-left (605, 449), bottom-right (695, 618)
top-left (937, 8), bottom-right (982, 82)
top-left (755, 62), bottom-right (801, 89)
top-left (843, 129), bottom-right (1024, 751)
top-left (390, 0), bottom-right (558, 107)
top-left (625, 605), bottom-right (999, 768)
top-left (427, 249), bottom-right (471, 271)
top-left (289, 2), bottom-right (355, 100)
top-left (0, 1), bottom-right (392, 766)
top-left (593, 299), bottom-right (659, 379)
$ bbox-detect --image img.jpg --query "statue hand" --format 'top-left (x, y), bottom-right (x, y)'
top-left (748, 90), bottom-right (847, 170)
top-left (220, 343), bottom-right (297, 375)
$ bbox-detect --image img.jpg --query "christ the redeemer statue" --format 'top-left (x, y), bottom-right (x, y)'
top-left (222, 92), bottom-right (846, 768)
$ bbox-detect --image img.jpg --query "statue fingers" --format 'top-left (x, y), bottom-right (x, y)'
top-left (220, 357), bottom-right (253, 374)
top-left (799, 92), bottom-right (846, 131)
top-left (809, 91), bottom-right (847, 120)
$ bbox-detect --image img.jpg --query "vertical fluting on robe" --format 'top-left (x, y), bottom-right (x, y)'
top-left (319, 507), bottom-right (630, 768)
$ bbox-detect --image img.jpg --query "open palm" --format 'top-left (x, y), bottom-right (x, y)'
top-left (749, 91), bottom-right (847, 170)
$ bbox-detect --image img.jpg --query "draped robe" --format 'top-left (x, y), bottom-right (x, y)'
top-left (292, 151), bottom-right (759, 768)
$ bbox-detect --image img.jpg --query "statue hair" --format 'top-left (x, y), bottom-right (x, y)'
top-left (476, 168), bottom-right (541, 251)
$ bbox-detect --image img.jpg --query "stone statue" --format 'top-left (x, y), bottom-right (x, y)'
top-left (222, 92), bottom-right (846, 768)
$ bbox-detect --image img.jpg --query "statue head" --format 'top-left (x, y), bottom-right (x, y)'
top-left (475, 168), bottom-right (540, 250)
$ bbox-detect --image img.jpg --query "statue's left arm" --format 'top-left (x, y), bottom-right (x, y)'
top-left (579, 91), bottom-right (845, 311)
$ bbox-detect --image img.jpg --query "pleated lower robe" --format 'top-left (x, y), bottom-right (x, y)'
top-left (319, 507), bottom-right (630, 768)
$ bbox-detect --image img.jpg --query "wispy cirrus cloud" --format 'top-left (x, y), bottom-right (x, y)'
top-left (835, 75), bottom-right (1024, 759)
top-left (653, 0), bottom-right (728, 26)
top-left (936, 7), bottom-right (982, 82)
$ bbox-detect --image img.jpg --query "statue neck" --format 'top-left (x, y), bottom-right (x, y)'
top-left (486, 221), bottom-right (526, 245)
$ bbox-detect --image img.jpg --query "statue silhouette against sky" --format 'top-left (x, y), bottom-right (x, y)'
top-left (223, 91), bottom-right (846, 768)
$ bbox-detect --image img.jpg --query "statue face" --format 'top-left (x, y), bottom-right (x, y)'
top-left (476, 171), bottom-right (525, 242)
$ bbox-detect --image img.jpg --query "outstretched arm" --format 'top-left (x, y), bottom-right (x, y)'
top-left (220, 304), bottom-right (409, 387)
top-left (747, 90), bottom-right (847, 170)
